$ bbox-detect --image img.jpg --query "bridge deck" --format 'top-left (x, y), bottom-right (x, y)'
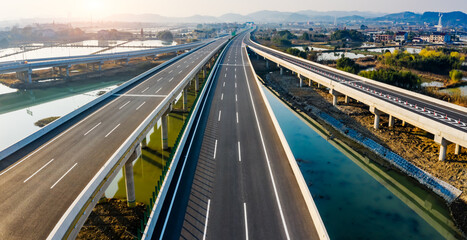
top-left (0, 39), bottom-right (225, 240)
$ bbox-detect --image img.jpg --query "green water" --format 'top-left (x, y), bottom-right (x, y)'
top-left (105, 77), bottom-right (201, 205)
top-left (261, 86), bottom-right (462, 239)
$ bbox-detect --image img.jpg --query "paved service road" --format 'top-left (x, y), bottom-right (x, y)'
top-left (0, 38), bottom-right (227, 240)
top-left (160, 32), bottom-right (321, 240)
top-left (246, 38), bottom-right (467, 133)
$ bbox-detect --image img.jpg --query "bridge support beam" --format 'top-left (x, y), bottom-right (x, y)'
top-left (16, 69), bottom-right (32, 83)
top-left (194, 77), bottom-right (199, 92)
top-left (434, 135), bottom-right (447, 161)
top-left (124, 144), bottom-right (141, 207)
top-left (344, 95), bottom-right (350, 104)
top-left (203, 67), bottom-right (207, 79)
top-left (161, 108), bottom-right (170, 150)
top-left (329, 89), bottom-right (339, 106)
top-left (66, 65), bottom-right (71, 78)
top-left (308, 79), bottom-right (312, 87)
top-left (299, 74), bottom-right (303, 88)
top-left (280, 67), bottom-right (284, 75)
top-left (370, 106), bottom-right (381, 130)
top-left (317, 83), bottom-right (321, 88)
top-left (141, 137), bottom-right (148, 148)
top-left (388, 115), bottom-right (395, 127)
top-left (183, 87), bottom-right (188, 111)
top-left (455, 144), bottom-right (461, 155)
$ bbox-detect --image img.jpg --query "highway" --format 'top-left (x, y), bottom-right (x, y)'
top-left (158, 32), bottom-right (322, 239)
top-left (245, 38), bottom-right (467, 133)
top-left (0, 37), bottom-right (227, 240)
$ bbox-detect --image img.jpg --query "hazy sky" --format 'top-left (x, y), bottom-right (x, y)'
top-left (1, 0), bottom-right (466, 20)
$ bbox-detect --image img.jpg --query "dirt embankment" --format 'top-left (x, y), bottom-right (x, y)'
top-left (251, 57), bottom-right (467, 235)
top-left (77, 199), bottom-right (145, 240)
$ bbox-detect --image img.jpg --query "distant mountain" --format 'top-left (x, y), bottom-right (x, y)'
top-left (102, 10), bottom-right (466, 27)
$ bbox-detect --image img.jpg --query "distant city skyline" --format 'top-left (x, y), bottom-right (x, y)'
top-left (1, 0), bottom-right (466, 21)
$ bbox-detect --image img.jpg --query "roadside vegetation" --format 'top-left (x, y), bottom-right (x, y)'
top-left (34, 116), bottom-right (60, 127)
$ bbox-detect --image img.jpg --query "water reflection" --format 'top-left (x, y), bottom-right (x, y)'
top-left (261, 86), bottom-right (461, 239)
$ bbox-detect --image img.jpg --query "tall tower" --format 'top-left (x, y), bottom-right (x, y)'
top-left (435, 13), bottom-right (443, 32)
top-left (334, 16), bottom-right (337, 26)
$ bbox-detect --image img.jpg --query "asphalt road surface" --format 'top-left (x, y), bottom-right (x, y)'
top-left (0, 38), bottom-right (227, 240)
top-left (159, 32), bottom-right (321, 240)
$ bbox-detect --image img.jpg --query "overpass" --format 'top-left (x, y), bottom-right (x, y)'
top-left (0, 37), bottom-right (227, 239)
top-left (0, 40), bottom-right (207, 83)
top-left (149, 31), bottom-right (328, 239)
top-left (245, 35), bottom-right (467, 161)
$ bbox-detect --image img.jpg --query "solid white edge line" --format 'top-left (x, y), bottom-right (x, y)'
top-left (203, 199), bottom-right (211, 240)
top-left (50, 163), bottom-right (77, 189)
top-left (244, 202), bottom-right (249, 240)
top-left (24, 158), bottom-right (54, 183)
top-left (136, 101), bottom-right (146, 110)
top-left (105, 123), bottom-right (120, 138)
top-left (84, 122), bottom-right (102, 136)
top-left (241, 38), bottom-right (291, 240)
top-left (213, 140), bottom-right (218, 159)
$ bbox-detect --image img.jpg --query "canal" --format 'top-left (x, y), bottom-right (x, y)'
top-left (260, 85), bottom-right (461, 239)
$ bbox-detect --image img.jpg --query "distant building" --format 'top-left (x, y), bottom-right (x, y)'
top-left (412, 37), bottom-right (423, 43)
top-left (375, 34), bottom-right (394, 42)
top-left (395, 32), bottom-right (408, 42)
top-left (430, 32), bottom-right (450, 43)
top-left (419, 35), bottom-right (430, 42)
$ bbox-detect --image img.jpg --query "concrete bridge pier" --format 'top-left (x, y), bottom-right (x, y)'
top-left (299, 74), bottom-right (303, 88)
top-left (99, 61), bottom-right (103, 71)
top-left (16, 69), bottom-right (32, 83)
top-left (126, 58), bottom-right (129, 66)
top-left (308, 79), bottom-right (312, 87)
top-left (266, 59), bottom-right (269, 69)
top-left (183, 87), bottom-right (188, 111)
top-left (124, 143), bottom-right (141, 207)
top-left (344, 95), bottom-right (350, 104)
top-left (329, 89), bottom-right (339, 106)
top-left (141, 137), bottom-right (148, 148)
top-left (66, 65), bottom-right (71, 78)
top-left (280, 67), bottom-right (284, 75)
top-left (455, 144), bottom-right (461, 155)
top-left (203, 67), bottom-right (207, 79)
top-left (434, 135), bottom-right (447, 161)
top-left (388, 115), bottom-right (395, 127)
top-left (370, 106), bottom-right (381, 130)
top-left (317, 83), bottom-right (321, 88)
top-left (194, 77), bottom-right (199, 92)
top-left (161, 107), bottom-right (170, 150)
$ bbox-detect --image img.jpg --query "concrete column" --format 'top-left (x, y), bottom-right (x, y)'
top-left (266, 59), bottom-right (269, 69)
top-left (124, 144), bottom-right (141, 207)
top-left (402, 120), bottom-right (406, 127)
top-left (329, 89), bottom-right (338, 106)
top-left (455, 144), bottom-right (461, 155)
top-left (27, 69), bottom-right (32, 83)
top-left (99, 62), bottom-right (103, 71)
top-left (203, 67), bottom-right (206, 79)
top-left (299, 75), bottom-right (303, 88)
top-left (370, 106), bottom-right (381, 130)
top-left (317, 83), bottom-right (321, 88)
top-left (183, 87), bottom-right (188, 111)
top-left (308, 79), bottom-right (312, 87)
top-left (344, 95), bottom-right (349, 104)
top-left (141, 137), bottom-right (148, 148)
top-left (126, 58), bottom-right (129, 65)
top-left (280, 67), bottom-right (284, 75)
top-left (435, 135), bottom-right (447, 161)
top-left (195, 77), bottom-right (199, 92)
top-left (161, 109), bottom-right (169, 150)
top-left (388, 115), bottom-right (395, 127)
top-left (66, 65), bottom-right (71, 78)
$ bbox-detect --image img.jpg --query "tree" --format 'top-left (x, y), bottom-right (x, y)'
top-left (449, 70), bottom-right (463, 83)
top-left (336, 57), bottom-right (360, 74)
top-left (299, 32), bottom-right (310, 41)
top-left (157, 30), bottom-right (174, 41)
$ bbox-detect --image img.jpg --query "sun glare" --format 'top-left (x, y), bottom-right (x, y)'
top-left (87, 0), bottom-right (102, 11)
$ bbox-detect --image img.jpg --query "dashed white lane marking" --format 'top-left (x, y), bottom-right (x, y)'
top-left (203, 199), bottom-right (211, 240)
top-left (236, 112), bottom-right (239, 123)
top-left (136, 101), bottom-right (146, 110)
top-left (169, 70), bottom-right (173, 73)
top-left (213, 140), bottom-right (218, 159)
top-left (156, 87), bottom-right (162, 93)
top-left (105, 124), bottom-right (120, 138)
top-left (223, 82), bottom-right (225, 87)
top-left (218, 110), bottom-right (222, 121)
top-left (141, 87), bottom-right (149, 93)
top-left (50, 163), bottom-right (77, 189)
top-left (236, 94), bottom-right (238, 102)
top-left (24, 159), bottom-right (54, 183)
top-left (244, 203), bottom-right (249, 240)
top-left (119, 101), bottom-right (131, 110)
top-left (84, 122), bottom-right (102, 136)
top-left (221, 93), bottom-right (224, 100)
top-left (169, 77), bottom-right (174, 82)
top-left (238, 141), bottom-right (241, 162)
